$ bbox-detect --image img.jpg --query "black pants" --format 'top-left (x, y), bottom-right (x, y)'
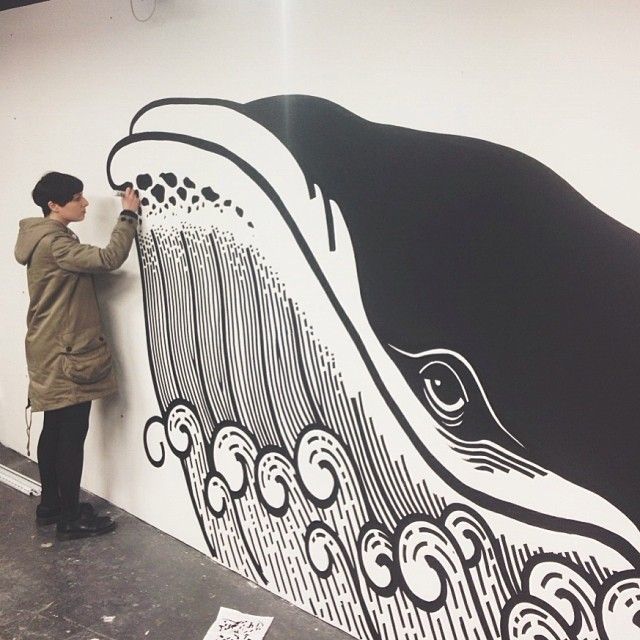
top-left (37, 401), bottom-right (92, 514)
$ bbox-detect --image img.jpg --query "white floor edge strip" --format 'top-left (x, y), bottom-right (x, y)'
top-left (0, 464), bottom-right (41, 496)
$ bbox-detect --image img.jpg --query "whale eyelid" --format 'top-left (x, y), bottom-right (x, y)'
top-left (388, 344), bottom-right (525, 449)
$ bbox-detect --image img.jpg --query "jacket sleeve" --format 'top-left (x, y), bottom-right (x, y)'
top-left (50, 211), bottom-right (139, 273)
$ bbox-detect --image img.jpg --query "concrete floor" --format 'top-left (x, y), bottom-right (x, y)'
top-left (0, 444), bottom-right (353, 640)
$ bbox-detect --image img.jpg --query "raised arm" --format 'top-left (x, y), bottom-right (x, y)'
top-left (51, 187), bottom-right (140, 273)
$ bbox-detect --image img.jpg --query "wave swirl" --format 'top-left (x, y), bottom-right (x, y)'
top-left (255, 447), bottom-right (295, 517)
top-left (165, 401), bottom-right (200, 459)
top-left (396, 518), bottom-right (457, 611)
top-left (211, 424), bottom-right (258, 497)
top-left (597, 571), bottom-right (640, 639)
top-left (502, 598), bottom-right (576, 640)
top-left (358, 523), bottom-right (395, 597)
top-left (205, 472), bottom-right (231, 517)
top-left (295, 426), bottom-right (344, 508)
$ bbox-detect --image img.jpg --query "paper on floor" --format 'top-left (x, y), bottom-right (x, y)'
top-left (202, 607), bottom-right (273, 640)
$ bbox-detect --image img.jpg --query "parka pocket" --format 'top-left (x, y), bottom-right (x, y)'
top-left (60, 329), bottom-right (113, 385)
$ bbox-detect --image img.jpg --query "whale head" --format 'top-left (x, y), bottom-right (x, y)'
top-left (108, 95), bottom-right (640, 639)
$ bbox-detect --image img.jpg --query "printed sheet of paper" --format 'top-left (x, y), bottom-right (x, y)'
top-left (202, 607), bottom-right (273, 640)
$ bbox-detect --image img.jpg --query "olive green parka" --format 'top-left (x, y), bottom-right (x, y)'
top-left (14, 211), bottom-right (138, 411)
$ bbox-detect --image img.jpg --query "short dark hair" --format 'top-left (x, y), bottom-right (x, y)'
top-left (32, 172), bottom-right (84, 216)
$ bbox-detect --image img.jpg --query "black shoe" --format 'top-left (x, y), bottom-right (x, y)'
top-left (56, 511), bottom-right (116, 541)
top-left (36, 501), bottom-right (95, 527)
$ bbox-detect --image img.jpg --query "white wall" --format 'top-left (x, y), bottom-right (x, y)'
top-left (1, 0), bottom-right (639, 552)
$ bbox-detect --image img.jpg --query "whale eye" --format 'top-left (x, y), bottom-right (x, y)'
top-left (419, 360), bottom-right (469, 427)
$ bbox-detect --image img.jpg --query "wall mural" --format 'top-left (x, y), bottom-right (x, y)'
top-left (107, 96), bottom-right (640, 639)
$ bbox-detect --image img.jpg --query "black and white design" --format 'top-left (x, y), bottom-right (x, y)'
top-left (203, 607), bottom-right (271, 640)
top-left (107, 96), bottom-right (640, 639)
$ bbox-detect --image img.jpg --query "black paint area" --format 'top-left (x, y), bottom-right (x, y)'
top-left (136, 174), bottom-right (153, 190)
top-left (177, 187), bottom-right (187, 201)
top-left (169, 196), bottom-right (176, 206)
top-left (201, 187), bottom-right (219, 202)
top-left (235, 207), bottom-right (244, 217)
top-left (150, 183), bottom-right (165, 203)
top-left (192, 195), bottom-right (200, 204)
top-left (141, 197), bottom-right (149, 207)
top-left (239, 95), bottom-right (640, 529)
top-left (160, 172), bottom-right (178, 187)
top-left (223, 199), bottom-right (231, 206)
top-left (184, 177), bottom-right (195, 189)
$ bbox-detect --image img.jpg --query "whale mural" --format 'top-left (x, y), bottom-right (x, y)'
top-left (107, 96), bottom-right (640, 639)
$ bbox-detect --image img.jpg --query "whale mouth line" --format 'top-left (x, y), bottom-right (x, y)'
top-left (107, 105), bottom-right (640, 570)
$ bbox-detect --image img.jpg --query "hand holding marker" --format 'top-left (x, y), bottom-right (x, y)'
top-left (115, 184), bottom-right (141, 213)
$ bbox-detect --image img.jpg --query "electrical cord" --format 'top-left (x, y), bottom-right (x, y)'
top-left (130, 0), bottom-right (157, 22)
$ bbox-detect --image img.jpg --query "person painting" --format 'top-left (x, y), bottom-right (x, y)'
top-left (14, 172), bottom-right (140, 541)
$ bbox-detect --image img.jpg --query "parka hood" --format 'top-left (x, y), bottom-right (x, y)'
top-left (14, 217), bottom-right (67, 265)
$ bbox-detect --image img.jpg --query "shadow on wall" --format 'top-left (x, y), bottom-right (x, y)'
top-left (107, 96), bottom-right (640, 640)
top-left (92, 270), bottom-right (138, 473)
top-left (93, 268), bottom-right (140, 408)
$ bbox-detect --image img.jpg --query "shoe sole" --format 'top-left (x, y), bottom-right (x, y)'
top-left (37, 504), bottom-right (95, 528)
top-left (56, 521), bottom-right (117, 541)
